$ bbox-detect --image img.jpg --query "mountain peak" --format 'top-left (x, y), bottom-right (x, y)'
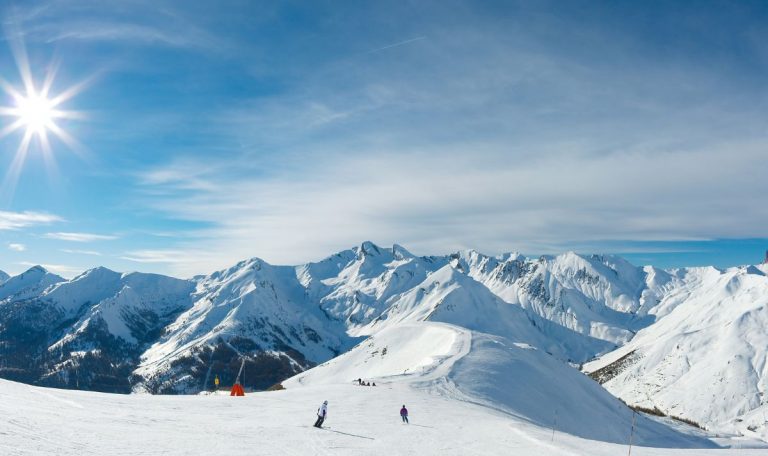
top-left (432, 262), bottom-right (469, 282)
top-left (497, 252), bottom-right (523, 262)
top-left (0, 266), bottom-right (65, 302)
top-left (358, 241), bottom-right (383, 257)
top-left (73, 266), bottom-right (120, 282)
top-left (23, 265), bottom-right (49, 274)
top-left (392, 243), bottom-right (414, 260)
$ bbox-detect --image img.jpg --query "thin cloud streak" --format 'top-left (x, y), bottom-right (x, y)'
top-left (42, 22), bottom-right (213, 49)
top-left (120, 249), bottom-right (192, 264)
top-left (9, 2), bottom-right (234, 53)
top-left (60, 248), bottom-right (102, 256)
top-left (363, 36), bottom-right (426, 55)
top-left (0, 210), bottom-right (62, 230)
top-left (44, 232), bottom-right (118, 242)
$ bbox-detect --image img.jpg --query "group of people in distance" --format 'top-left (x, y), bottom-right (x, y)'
top-left (357, 378), bottom-right (376, 386)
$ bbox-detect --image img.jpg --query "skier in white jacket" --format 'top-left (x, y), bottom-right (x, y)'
top-left (314, 400), bottom-right (328, 428)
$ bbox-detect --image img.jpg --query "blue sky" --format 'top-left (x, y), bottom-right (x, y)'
top-left (0, 0), bottom-right (766, 278)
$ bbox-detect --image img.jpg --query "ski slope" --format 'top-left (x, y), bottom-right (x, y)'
top-left (288, 323), bottom-right (713, 447)
top-left (2, 323), bottom-right (765, 455)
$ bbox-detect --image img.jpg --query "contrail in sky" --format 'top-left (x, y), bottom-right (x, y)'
top-left (364, 36), bottom-right (426, 54)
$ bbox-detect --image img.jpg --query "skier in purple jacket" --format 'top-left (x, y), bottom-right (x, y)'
top-left (400, 405), bottom-right (409, 424)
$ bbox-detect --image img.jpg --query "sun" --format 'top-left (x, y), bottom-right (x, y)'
top-left (5, 88), bottom-right (67, 141)
top-left (1, 74), bottom-right (83, 153)
top-left (0, 32), bottom-right (88, 199)
top-left (15, 92), bottom-right (55, 135)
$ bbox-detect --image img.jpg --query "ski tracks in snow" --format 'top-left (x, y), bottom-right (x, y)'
top-left (35, 388), bottom-right (84, 409)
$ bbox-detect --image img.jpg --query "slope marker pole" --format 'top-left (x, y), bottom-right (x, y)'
top-left (627, 410), bottom-right (636, 456)
top-left (201, 349), bottom-right (216, 392)
top-left (236, 357), bottom-right (245, 384)
top-left (551, 408), bottom-right (557, 442)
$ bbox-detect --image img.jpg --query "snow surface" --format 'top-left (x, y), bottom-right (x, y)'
top-left (584, 264), bottom-right (768, 441)
top-left (2, 322), bottom-right (765, 455)
top-left (460, 251), bottom-right (656, 344)
top-left (288, 323), bottom-right (713, 447)
top-left (353, 264), bottom-right (614, 362)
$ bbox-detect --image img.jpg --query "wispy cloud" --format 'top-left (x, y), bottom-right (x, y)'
top-left (9, 2), bottom-right (233, 53)
top-left (40, 21), bottom-right (219, 50)
top-left (45, 232), bottom-right (118, 242)
top-left (138, 160), bottom-right (222, 192)
top-left (136, 136), bottom-right (768, 277)
top-left (7, 242), bottom-right (25, 251)
top-left (60, 248), bottom-right (102, 256)
top-left (0, 210), bottom-right (62, 230)
top-left (120, 249), bottom-right (190, 264)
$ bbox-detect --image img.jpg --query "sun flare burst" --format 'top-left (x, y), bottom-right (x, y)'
top-left (0, 33), bottom-right (88, 200)
top-left (16, 93), bottom-right (55, 134)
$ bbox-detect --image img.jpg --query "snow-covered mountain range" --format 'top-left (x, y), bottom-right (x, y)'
top-left (0, 242), bottom-right (766, 440)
